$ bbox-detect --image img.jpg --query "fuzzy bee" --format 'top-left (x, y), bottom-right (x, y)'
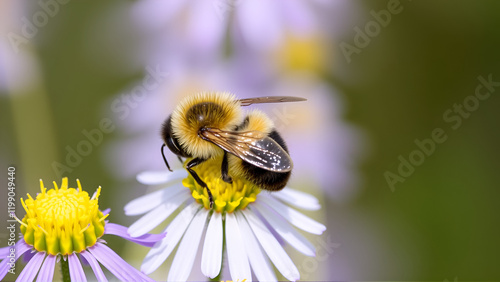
top-left (161, 92), bottom-right (306, 207)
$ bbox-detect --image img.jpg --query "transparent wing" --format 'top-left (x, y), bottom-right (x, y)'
top-left (238, 96), bottom-right (307, 106)
top-left (200, 128), bottom-right (293, 172)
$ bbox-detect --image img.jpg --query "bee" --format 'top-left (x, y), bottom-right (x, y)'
top-left (161, 92), bottom-right (306, 207)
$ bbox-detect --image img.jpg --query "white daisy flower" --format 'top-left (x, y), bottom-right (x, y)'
top-left (125, 158), bottom-right (326, 281)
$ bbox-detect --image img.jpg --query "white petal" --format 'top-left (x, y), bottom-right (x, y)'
top-left (201, 212), bottom-right (223, 278)
top-left (235, 212), bottom-right (277, 282)
top-left (168, 208), bottom-right (209, 282)
top-left (128, 189), bottom-right (190, 237)
top-left (141, 202), bottom-right (200, 274)
top-left (243, 209), bottom-right (300, 281)
top-left (259, 195), bottom-right (326, 235)
top-left (272, 187), bottom-right (321, 211)
top-left (253, 202), bottom-right (315, 256)
top-left (136, 169), bottom-right (187, 185)
top-left (225, 212), bottom-right (252, 282)
top-left (124, 183), bottom-right (185, 216)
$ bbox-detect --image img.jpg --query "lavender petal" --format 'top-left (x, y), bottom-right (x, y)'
top-left (22, 249), bottom-right (35, 263)
top-left (14, 240), bottom-right (31, 260)
top-left (0, 246), bottom-right (9, 258)
top-left (36, 255), bottom-right (56, 282)
top-left (79, 253), bottom-right (89, 266)
top-left (80, 251), bottom-right (108, 282)
top-left (16, 252), bottom-right (45, 282)
top-left (102, 208), bottom-right (111, 216)
top-left (68, 254), bottom-right (87, 282)
top-left (89, 243), bottom-right (153, 282)
top-left (104, 223), bottom-right (165, 247)
top-left (0, 240), bottom-right (31, 281)
top-left (0, 260), bottom-right (10, 281)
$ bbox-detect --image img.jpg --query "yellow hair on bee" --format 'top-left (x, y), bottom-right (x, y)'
top-left (171, 91), bottom-right (243, 159)
top-left (240, 109), bottom-right (275, 134)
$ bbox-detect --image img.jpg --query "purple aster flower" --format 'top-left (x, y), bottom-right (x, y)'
top-left (0, 178), bottom-right (163, 281)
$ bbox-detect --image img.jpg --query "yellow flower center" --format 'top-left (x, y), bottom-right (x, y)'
top-left (274, 33), bottom-right (327, 74)
top-left (183, 158), bottom-right (260, 213)
top-left (19, 178), bottom-right (107, 256)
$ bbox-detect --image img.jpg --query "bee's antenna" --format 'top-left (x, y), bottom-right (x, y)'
top-left (161, 144), bottom-right (173, 172)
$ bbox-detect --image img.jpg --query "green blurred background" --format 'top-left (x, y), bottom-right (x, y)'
top-left (1, 0), bottom-right (500, 281)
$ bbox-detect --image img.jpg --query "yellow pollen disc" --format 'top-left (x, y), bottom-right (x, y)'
top-left (19, 177), bottom-right (106, 256)
top-left (274, 33), bottom-right (326, 74)
top-left (183, 158), bottom-right (260, 213)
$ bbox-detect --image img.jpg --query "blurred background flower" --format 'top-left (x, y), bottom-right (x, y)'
top-left (0, 0), bottom-right (59, 188)
top-left (107, 0), bottom-right (364, 203)
top-left (105, 62), bottom-right (364, 202)
top-left (2, 0), bottom-right (500, 281)
top-left (131, 0), bottom-right (357, 60)
top-left (104, 2), bottom-right (365, 279)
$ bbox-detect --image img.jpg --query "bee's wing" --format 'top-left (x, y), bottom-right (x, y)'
top-left (238, 96), bottom-right (307, 106)
top-left (200, 128), bottom-right (293, 172)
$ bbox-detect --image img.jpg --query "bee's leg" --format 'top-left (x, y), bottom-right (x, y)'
top-left (221, 151), bottom-right (233, 184)
top-left (161, 144), bottom-right (173, 172)
top-left (186, 158), bottom-right (214, 208)
top-left (177, 156), bottom-right (183, 164)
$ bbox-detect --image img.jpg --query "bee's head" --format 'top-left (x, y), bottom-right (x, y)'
top-left (161, 115), bottom-right (190, 158)
top-left (169, 92), bottom-right (243, 159)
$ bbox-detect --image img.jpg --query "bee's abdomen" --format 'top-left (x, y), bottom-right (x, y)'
top-left (241, 129), bottom-right (291, 191)
top-left (244, 165), bottom-right (291, 191)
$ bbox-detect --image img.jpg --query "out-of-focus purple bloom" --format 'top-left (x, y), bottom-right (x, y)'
top-left (0, 1), bottom-right (42, 94)
top-left (106, 61), bottom-right (364, 201)
top-left (131, 0), bottom-right (356, 55)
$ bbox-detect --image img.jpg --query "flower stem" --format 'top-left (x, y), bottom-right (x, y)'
top-left (61, 256), bottom-right (70, 282)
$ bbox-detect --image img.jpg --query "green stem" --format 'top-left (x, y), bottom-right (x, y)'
top-left (61, 256), bottom-right (70, 282)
